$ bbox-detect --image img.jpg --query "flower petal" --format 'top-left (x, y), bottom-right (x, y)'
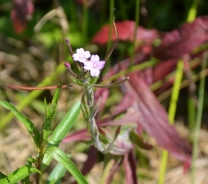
top-left (77, 48), bottom-right (84, 54)
top-left (91, 69), bottom-right (100, 76)
top-left (97, 61), bottom-right (105, 69)
top-left (84, 63), bottom-right (93, 70)
top-left (84, 51), bottom-right (91, 58)
top-left (91, 55), bottom-right (100, 62)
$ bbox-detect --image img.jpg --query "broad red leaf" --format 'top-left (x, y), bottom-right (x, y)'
top-left (10, 0), bottom-right (34, 34)
top-left (62, 129), bottom-right (90, 142)
top-left (81, 146), bottom-right (98, 175)
top-left (154, 16), bottom-right (208, 61)
top-left (124, 152), bottom-right (138, 184)
top-left (92, 21), bottom-right (159, 46)
top-left (153, 59), bottom-right (178, 83)
top-left (127, 74), bottom-right (192, 169)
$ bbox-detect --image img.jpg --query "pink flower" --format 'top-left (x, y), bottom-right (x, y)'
top-left (72, 48), bottom-right (91, 63)
top-left (84, 55), bottom-right (105, 77)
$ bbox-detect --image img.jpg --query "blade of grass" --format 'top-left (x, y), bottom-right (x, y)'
top-left (105, 0), bottom-right (114, 70)
top-left (102, 59), bottom-right (158, 83)
top-left (158, 60), bottom-right (184, 184)
top-left (158, 4), bottom-right (197, 182)
top-left (82, 0), bottom-right (88, 45)
top-left (191, 52), bottom-right (207, 184)
top-left (130, 0), bottom-right (140, 66)
top-left (187, 0), bottom-right (199, 22)
top-left (157, 68), bottom-right (208, 102)
top-left (188, 98), bottom-right (196, 130)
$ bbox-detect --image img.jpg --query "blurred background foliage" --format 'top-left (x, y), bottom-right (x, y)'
top-left (1, 0), bottom-right (208, 183)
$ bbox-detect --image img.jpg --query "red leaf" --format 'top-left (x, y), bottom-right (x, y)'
top-left (10, 0), bottom-right (34, 34)
top-left (154, 16), bottom-right (208, 61)
top-left (81, 146), bottom-right (98, 175)
top-left (92, 20), bottom-right (159, 45)
top-left (127, 74), bottom-right (192, 168)
top-left (153, 59), bottom-right (178, 83)
top-left (62, 128), bottom-right (90, 142)
top-left (124, 152), bottom-right (138, 184)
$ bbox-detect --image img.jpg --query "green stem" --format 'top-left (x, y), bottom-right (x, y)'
top-left (102, 59), bottom-right (158, 83)
top-left (106, 0), bottom-right (114, 68)
top-left (158, 1), bottom-right (198, 182)
top-left (187, 0), bottom-right (199, 22)
top-left (158, 60), bottom-right (184, 184)
top-left (82, 0), bottom-right (88, 45)
top-left (191, 52), bottom-right (207, 184)
top-left (188, 97), bottom-right (196, 130)
top-left (130, 0), bottom-right (140, 66)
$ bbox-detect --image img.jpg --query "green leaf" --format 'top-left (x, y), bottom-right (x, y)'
top-left (42, 100), bottom-right (81, 167)
top-left (46, 147), bottom-right (88, 184)
top-left (129, 130), bottom-right (153, 150)
top-left (49, 179), bottom-right (55, 184)
top-left (0, 172), bottom-right (7, 180)
top-left (46, 156), bottom-right (68, 184)
top-left (0, 101), bottom-right (41, 148)
top-left (42, 87), bottom-right (61, 140)
top-left (0, 165), bottom-right (40, 184)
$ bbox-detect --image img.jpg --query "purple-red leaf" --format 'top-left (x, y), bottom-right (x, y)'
top-left (10, 0), bottom-right (34, 34)
top-left (62, 129), bottom-right (90, 143)
top-left (81, 146), bottom-right (98, 175)
top-left (154, 16), bottom-right (208, 61)
top-left (127, 74), bottom-right (192, 168)
top-left (124, 151), bottom-right (138, 184)
top-left (92, 21), bottom-right (159, 46)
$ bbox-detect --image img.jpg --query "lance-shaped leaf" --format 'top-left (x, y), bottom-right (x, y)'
top-left (46, 157), bottom-right (68, 184)
top-left (45, 146), bottom-right (88, 184)
top-left (80, 147), bottom-right (98, 176)
top-left (0, 165), bottom-right (40, 184)
top-left (0, 100), bottom-right (41, 148)
top-left (0, 172), bottom-right (7, 180)
top-left (42, 87), bottom-right (61, 140)
top-left (42, 100), bottom-right (81, 167)
top-left (127, 74), bottom-right (192, 166)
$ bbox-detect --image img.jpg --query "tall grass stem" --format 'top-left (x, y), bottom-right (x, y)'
top-left (130, 0), bottom-right (140, 66)
top-left (191, 52), bottom-right (208, 184)
top-left (158, 60), bottom-right (184, 184)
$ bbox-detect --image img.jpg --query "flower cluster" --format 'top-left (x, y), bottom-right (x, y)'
top-left (72, 48), bottom-right (105, 77)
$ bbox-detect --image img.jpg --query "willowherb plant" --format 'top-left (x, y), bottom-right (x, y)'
top-left (0, 20), bottom-right (129, 184)
top-left (64, 20), bottom-right (129, 154)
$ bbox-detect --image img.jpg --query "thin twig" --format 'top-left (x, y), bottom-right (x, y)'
top-left (104, 18), bottom-right (119, 62)
top-left (6, 84), bottom-right (72, 91)
top-left (65, 38), bottom-right (74, 57)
